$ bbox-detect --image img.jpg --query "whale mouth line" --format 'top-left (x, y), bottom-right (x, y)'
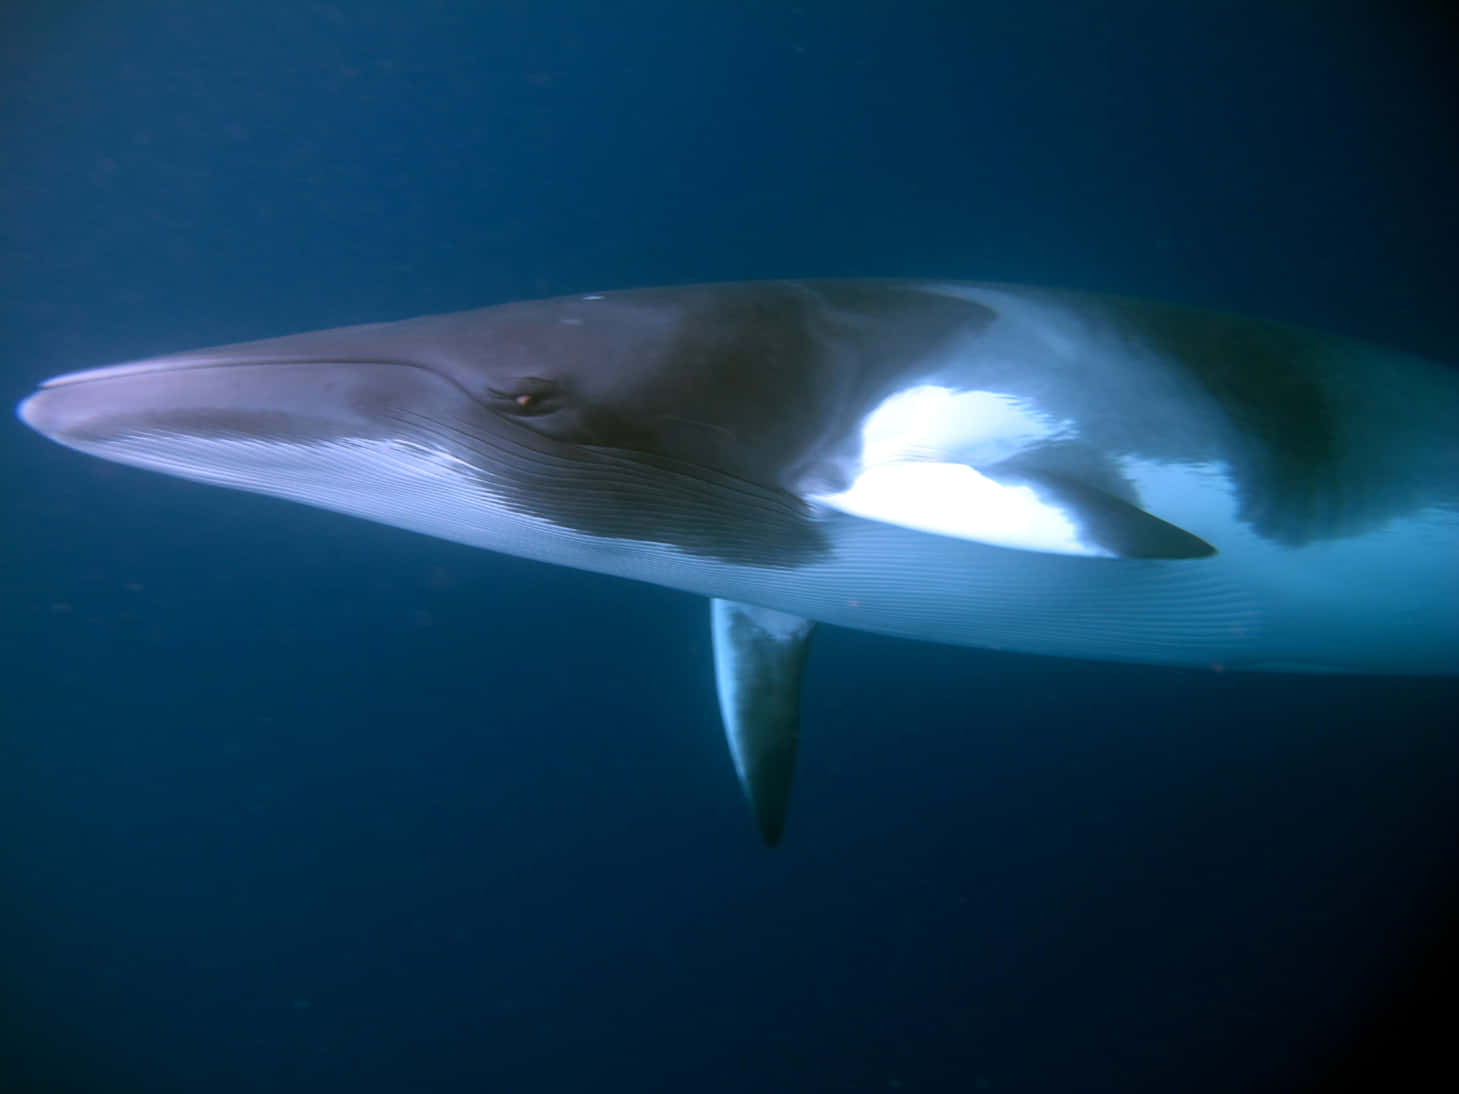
top-left (37, 355), bottom-right (434, 390)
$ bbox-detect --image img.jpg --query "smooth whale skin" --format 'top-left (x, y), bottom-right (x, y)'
top-left (17, 281), bottom-right (1459, 842)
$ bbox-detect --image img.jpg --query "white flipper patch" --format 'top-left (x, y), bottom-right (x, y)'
top-left (817, 460), bottom-right (1108, 556)
top-left (809, 383), bottom-right (1213, 560)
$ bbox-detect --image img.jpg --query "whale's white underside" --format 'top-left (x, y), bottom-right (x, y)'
top-left (83, 428), bottom-right (1459, 676)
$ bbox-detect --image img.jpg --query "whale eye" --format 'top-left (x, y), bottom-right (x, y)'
top-left (487, 377), bottom-right (561, 416)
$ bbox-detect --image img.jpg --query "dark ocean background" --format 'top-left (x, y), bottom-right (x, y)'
top-left (2, 3), bottom-right (1456, 1091)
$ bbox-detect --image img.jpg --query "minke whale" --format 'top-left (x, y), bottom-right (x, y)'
top-left (17, 281), bottom-right (1459, 844)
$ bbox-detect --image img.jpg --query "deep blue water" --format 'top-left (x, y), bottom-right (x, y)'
top-left (2, 3), bottom-right (1456, 1091)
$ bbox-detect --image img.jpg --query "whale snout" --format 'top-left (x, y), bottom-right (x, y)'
top-left (17, 355), bottom-right (469, 457)
top-left (17, 386), bottom-right (66, 438)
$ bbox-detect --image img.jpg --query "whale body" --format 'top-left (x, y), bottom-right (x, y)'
top-left (18, 281), bottom-right (1459, 842)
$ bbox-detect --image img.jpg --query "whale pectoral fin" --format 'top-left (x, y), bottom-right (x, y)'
top-left (710, 598), bottom-right (816, 847)
top-left (812, 461), bottom-right (1215, 559)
